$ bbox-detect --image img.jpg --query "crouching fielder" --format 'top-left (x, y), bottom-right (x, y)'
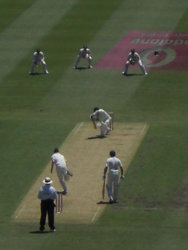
top-left (90, 107), bottom-right (112, 138)
top-left (51, 148), bottom-right (72, 195)
top-left (103, 150), bottom-right (124, 203)
top-left (29, 48), bottom-right (49, 75)
top-left (74, 45), bottom-right (93, 69)
top-left (122, 48), bottom-right (147, 76)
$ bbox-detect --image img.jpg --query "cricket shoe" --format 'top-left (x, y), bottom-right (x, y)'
top-left (67, 170), bottom-right (73, 176)
top-left (109, 196), bottom-right (114, 204)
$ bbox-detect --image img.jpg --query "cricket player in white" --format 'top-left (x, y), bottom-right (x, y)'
top-left (74, 45), bottom-right (93, 69)
top-left (51, 148), bottom-right (72, 195)
top-left (90, 107), bottom-right (112, 137)
top-left (122, 48), bottom-right (147, 76)
top-left (104, 150), bottom-right (124, 203)
top-left (29, 48), bottom-right (49, 75)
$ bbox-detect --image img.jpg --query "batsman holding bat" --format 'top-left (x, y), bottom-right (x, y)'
top-left (103, 150), bottom-right (124, 204)
top-left (90, 107), bottom-right (113, 138)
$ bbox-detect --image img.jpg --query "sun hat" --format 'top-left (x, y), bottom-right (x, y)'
top-left (43, 177), bottom-right (53, 184)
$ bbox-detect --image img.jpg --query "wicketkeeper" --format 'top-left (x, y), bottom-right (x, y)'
top-left (74, 45), bottom-right (93, 69)
top-left (103, 150), bottom-right (124, 204)
top-left (122, 48), bottom-right (147, 76)
top-left (90, 107), bottom-right (112, 138)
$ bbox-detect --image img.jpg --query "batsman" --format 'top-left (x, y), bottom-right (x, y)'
top-left (90, 107), bottom-right (113, 138)
top-left (103, 150), bottom-right (124, 204)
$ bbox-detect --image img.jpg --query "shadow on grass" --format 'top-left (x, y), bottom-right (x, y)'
top-left (30, 230), bottom-right (54, 234)
top-left (122, 73), bottom-right (144, 77)
top-left (75, 66), bottom-right (90, 70)
top-left (29, 72), bottom-right (47, 76)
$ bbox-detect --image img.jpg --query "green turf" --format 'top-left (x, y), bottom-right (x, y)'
top-left (0, 0), bottom-right (188, 249)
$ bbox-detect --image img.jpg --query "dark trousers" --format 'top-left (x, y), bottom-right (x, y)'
top-left (40, 199), bottom-right (55, 230)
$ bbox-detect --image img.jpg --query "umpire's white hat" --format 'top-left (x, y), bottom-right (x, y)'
top-left (43, 177), bottom-right (53, 184)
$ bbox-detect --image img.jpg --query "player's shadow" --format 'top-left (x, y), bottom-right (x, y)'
top-left (124, 73), bottom-right (143, 77)
top-left (87, 135), bottom-right (106, 140)
top-left (97, 201), bottom-right (110, 205)
top-left (30, 230), bottom-right (52, 234)
top-left (29, 72), bottom-right (46, 76)
top-left (75, 66), bottom-right (89, 70)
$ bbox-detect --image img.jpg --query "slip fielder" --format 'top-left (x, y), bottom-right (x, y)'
top-left (122, 48), bottom-right (147, 76)
top-left (74, 45), bottom-right (93, 69)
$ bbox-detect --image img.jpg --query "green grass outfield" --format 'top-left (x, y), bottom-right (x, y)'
top-left (0, 0), bottom-right (188, 249)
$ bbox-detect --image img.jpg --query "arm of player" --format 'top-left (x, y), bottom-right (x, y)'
top-left (120, 166), bottom-right (124, 179)
top-left (90, 114), bottom-right (97, 129)
top-left (51, 160), bottom-right (55, 173)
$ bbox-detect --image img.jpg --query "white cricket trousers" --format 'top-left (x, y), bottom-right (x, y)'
top-left (30, 60), bottom-right (48, 74)
top-left (56, 167), bottom-right (69, 192)
top-left (100, 117), bottom-right (112, 136)
top-left (125, 60), bottom-right (147, 75)
top-left (106, 173), bottom-right (119, 201)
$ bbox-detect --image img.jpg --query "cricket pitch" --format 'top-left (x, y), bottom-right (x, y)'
top-left (14, 122), bottom-right (149, 224)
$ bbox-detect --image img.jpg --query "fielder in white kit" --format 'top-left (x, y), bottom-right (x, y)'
top-left (122, 48), bottom-right (147, 76)
top-left (51, 148), bottom-right (72, 195)
top-left (103, 150), bottom-right (124, 203)
top-left (74, 45), bottom-right (93, 69)
top-left (29, 48), bottom-right (49, 75)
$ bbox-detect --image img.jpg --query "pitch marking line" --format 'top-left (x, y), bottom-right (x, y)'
top-left (91, 206), bottom-right (101, 224)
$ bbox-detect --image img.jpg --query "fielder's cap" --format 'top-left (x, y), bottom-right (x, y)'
top-left (43, 177), bottom-right (53, 184)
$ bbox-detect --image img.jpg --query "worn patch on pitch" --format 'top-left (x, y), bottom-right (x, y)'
top-left (96, 31), bottom-right (188, 71)
top-left (14, 122), bottom-right (149, 224)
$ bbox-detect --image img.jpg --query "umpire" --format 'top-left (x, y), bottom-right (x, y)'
top-left (38, 177), bottom-right (57, 232)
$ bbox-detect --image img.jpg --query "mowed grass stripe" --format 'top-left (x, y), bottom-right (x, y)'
top-left (14, 122), bottom-right (149, 224)
top-left (91, 0), bottom-right (188, 63)
top-left (0, 0), bottom-right (77, 85)
top-left (0, 0), bottom-right (34, 33)
top-left (0, 0), bottom-right (123, 112)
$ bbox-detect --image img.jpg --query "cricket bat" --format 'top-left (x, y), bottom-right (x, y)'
top-left (102, 179), bottom-right (105, 200)
top-left (91, 116), bottom-right (97, 129)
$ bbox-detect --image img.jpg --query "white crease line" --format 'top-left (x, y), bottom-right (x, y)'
top-left (15, 205), bottom-right (25, 219)
top-left (73, 122), bottom-right (84, 134)
top-left (91, 206), bottom-right (101, 224)
top-left (139, 124), bottom-right (148, 136)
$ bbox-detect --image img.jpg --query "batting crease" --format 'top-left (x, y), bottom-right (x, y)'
top-left (91, 206), bottom-right (101, 224)
top-left (15, 205), bottom-right (25, 219)
top-left (73, 122), bottom-right (84, 135)
top-left (139, 124), bottom-right (148, 136)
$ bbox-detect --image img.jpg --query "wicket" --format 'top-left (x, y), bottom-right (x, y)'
top-left (55, 191), bottom-right (63, 213)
